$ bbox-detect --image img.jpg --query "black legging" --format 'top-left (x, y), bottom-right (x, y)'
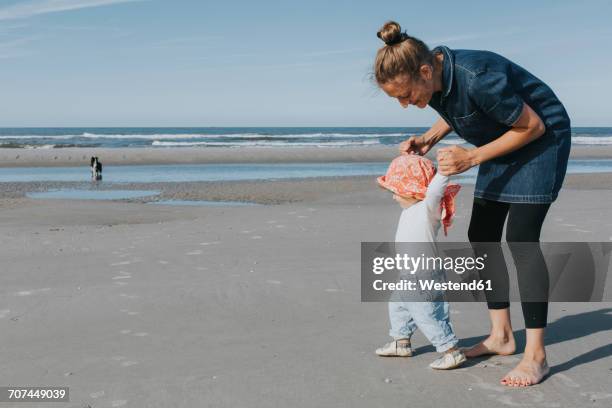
top-left (468, 197), bottom-right (551, 329)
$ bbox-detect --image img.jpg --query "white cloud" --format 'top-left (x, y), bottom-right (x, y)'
top-left (0, 0), bottom-right (144, 21)
top-left (427, 28), bottom-right (524, 45)
top-left (0, 36), bottom-right (36, 58)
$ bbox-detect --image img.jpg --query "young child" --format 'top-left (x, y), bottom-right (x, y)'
top-left (375, 154), bottom-right (465, 370)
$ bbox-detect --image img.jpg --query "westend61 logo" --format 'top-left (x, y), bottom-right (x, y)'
top-left (360, 242), bottom-right (612, 302)
top-left (372, 253), bottom-right (487, 275)
top-left (370, 252), bottom-right (491, 294)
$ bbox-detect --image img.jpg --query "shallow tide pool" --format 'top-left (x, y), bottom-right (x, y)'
top-left (2, 160), bottom-right (611, 184)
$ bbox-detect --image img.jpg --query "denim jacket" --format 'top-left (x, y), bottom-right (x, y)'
top-left (428, 46), bottom-right (571, 203)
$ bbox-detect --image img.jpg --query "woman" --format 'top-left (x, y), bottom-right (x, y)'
top-left (372, 21), bottom-right (571, 387)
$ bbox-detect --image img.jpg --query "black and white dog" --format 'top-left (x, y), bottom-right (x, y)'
top-left (90, 156), bottom-right (103, 180)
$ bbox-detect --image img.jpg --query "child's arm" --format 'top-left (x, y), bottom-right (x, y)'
top-left (423, 172), bottom-right (449, 215)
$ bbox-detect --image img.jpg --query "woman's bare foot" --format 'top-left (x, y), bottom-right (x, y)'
top-left (464, 333), bottom-right (516, 358)
top-left (501, 358), bottom-right (549, 387)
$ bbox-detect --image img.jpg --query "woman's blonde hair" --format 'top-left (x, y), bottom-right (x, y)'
top-left (374, 21), bottom-right (433, 85)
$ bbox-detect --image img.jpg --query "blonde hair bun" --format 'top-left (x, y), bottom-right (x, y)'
top-left (377, 21), bottom-right (408, 46)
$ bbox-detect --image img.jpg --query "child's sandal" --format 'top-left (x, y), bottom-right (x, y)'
top-left (429, 349), bottom-right (466, 370)
top-left (375, 340), bottom-right (413, 357)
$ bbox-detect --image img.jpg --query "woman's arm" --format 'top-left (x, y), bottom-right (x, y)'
top-left (436, 103), bottom-right (545, 175)
top-left (399, 117), bottom-right (452, 155)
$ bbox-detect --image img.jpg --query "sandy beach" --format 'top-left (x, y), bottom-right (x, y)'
top-left (1, 147), bottom-right (611, 408)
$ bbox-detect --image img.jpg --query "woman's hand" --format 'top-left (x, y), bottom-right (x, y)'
top-left (399, 135), bottom-right (432, 156)
top-left (399, 118), bottom-right (453, 156)
top-left (437, 146), bottom-right (478, 175)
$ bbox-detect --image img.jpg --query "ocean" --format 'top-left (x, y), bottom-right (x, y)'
top-left (1, 127), bottom-right (611, 149)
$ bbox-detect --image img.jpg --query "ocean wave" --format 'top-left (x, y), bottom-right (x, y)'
top-left (0, 143), bottom-right (56, 149)
top-left (439, 139), bottom-right (468, 145)
top-left (1, 132), bottom-right (611, 146)
top-left (572, 136), bottom-right (612, 145)
top-left (0, 132), bottom-right (410, 140)
top-left (0, 135), bottom-right (76, 140)
top-left (151, 139), bottom-right (381, 147)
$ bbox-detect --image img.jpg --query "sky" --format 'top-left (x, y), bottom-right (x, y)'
top-left (0, 0), bottom-right (610, 127)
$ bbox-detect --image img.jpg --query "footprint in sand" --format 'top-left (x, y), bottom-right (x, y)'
top-left (267, 280), bottom-right (282, 285)
top-left (495, 395), bottom-right (525, 407)
top-left (581, 392), bottom-right (612, 401)
top-left (530, 391), bottom-right (562, 407)
top-left (477, 382), bottom-right (506, 393)
top-left (490, 394), bottom-right (560, 408)
top-left (464, 372), bottom-right (505, 394)
top-left (553, 372), bottom-right (580, 388)
top-left (489, 355), bottom-right (520, 364)
top-left (15, 288), bottom-right (51, 296)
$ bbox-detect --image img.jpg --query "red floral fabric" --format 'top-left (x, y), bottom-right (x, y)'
top-left (377, 155), bottom-right (461, 235)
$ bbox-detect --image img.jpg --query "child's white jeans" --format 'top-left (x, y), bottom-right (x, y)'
top-left (388, 301), bottom-right (458, 353)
